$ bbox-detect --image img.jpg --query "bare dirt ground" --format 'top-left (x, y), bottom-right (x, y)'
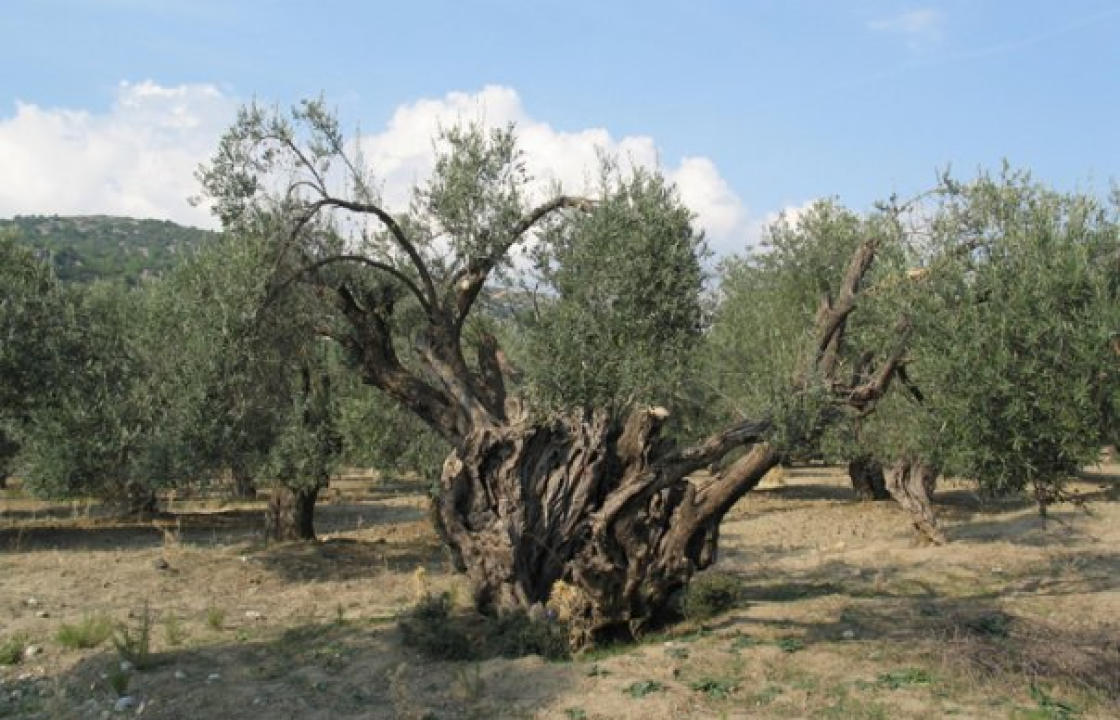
top-left (2, 465), bottom-right (1117, 719)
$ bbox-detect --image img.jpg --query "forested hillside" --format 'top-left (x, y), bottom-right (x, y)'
top-left (0, 215), bottom-right (215, 284)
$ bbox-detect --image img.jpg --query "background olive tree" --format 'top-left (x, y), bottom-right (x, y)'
top-left (0, 231), bottom-right (66, 487)
top-left (18, 279), bottom-right (164, 512)
top-left (856, 170), bottom-right (1120, 518)
top-left (707, 170), bottom-right (1119, 542)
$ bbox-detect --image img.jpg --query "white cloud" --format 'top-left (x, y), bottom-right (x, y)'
top-left (0, 81), bottom-right (235, 227)
top-left (0, 82), bottom-right (755, 254)
top-left (743, 199), bottom-right (819, 250)
top-left (356, 85), bottom-right (752, 255)
top-left (868, 8), bottom-right (944, 50)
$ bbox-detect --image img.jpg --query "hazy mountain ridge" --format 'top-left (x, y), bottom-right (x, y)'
top-left (1, 215), bottom-right (216, 284)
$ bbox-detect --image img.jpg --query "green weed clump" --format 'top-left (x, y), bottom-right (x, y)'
top-left (0, 634), bottom-right (27, 665)
top-left (205, 605), bottom-right (226, 630)
top-left (623, 680), bottom-right (665, 698)
top-left (106, 666), bottom-right (131, 697)
top-left (162, 613), bottom-right (187, 646)
top-left (690, 676), bottom-right (738, 699)
top-left (876, 667), bottom-right (932, 689)
top-left (777, 637), bottom-right (806, 653)
top-left (56, 613), bottom-right (114, 649)
top-left (681, 572), bottom-right (743, 621)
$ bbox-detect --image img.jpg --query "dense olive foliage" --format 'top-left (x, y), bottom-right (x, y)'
top-left (515, 165), bottom-right (708, 418)
top-left (18, 280), bottom-right (161, 508)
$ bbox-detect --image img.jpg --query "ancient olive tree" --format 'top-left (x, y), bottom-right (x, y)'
top-left (196, 101), bottom-right (909, 645)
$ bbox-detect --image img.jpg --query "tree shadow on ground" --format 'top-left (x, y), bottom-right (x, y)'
top-left (697, 552), bottom-right (1120, 708)
top-left (0, 500), bottom-right (425, 555)
top-left (0, 509), bottom-right (266, 553)
top-left (253, 533), bottom-right (447, 583)
top-left (308, 500), bottom-right (424, 535)
top-left (26, 618), bottom-right (579, 720)
top-left (945, 508), bottom-right (1109, 546)
top-left (707, 595), bottom-right (1120, 704)
top-left (717, 549), bottom-right (1119, 607)
top-left (752, 483), bottom-right (858, 502)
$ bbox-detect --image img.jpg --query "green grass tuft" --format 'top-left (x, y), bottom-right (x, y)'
top-left (56, 613), bottom-right (114, 649)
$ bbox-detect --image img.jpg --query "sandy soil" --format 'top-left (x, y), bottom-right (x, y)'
top-left (1, 466), bottom-right (1117, 719)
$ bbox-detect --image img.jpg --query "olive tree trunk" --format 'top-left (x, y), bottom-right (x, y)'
top-left (265, 485), bottom-right (319, 541)
top-left (885, 459), bottom-right (944, 544)
top-left (848, 455), bottom-right (890, 500)
top-left (434, 406), bottom-right (777, 645)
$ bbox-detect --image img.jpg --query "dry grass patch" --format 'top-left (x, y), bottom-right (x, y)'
top-left (933, 608), bottom-right (1120, 706)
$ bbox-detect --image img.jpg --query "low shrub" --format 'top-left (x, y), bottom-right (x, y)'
top-left (490, 610), bottom-right (569, 661)
top-left (399, 593), bottom-right (571, 661)
top-left (681, 572), bottom-right (743, 621)
top-left (205, 605), bottom-right (226, 630)
top-left (398, 592), bottom-right (474, 661)
top-left (163, 613), bottom-right (187, 646)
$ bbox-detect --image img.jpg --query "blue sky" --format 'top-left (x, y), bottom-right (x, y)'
top-left (1, 0), bottom-right (1117, 255)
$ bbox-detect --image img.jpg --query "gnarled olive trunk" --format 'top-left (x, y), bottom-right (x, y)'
top-left (266, 485), bottom-right (319, 541)
top-left (885, 459), bottom-right (944, 544)
top-left (848, 455), bottom-right (890, 500)
top-left (435, 408), bottom-right (777, 646)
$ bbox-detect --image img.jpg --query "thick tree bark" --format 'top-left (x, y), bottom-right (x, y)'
top-left (435, 408), bottom-right (776, 646)
top-left (885, 459), bottom-right (944, 544)
top-left (265, 485), bottom-right (319, 541)
top-left (849, 455), bottom-right (890, 500)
